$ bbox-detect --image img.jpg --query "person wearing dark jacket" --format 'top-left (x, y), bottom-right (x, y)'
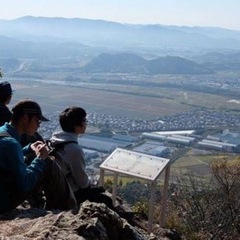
top-left (0, 99), bottom-right (76, 213)
top-left (0, 81), bottom-right (13, 126)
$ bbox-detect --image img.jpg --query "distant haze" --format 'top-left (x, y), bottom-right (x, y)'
top-left (1, 0), bottom-right (240, 31)
top-left (1, 16), bottom-right (240, 76)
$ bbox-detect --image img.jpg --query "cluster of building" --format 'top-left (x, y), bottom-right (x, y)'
top-left (87, 110), bottom-right (240, 132)
top-left (76, 129), bottom-right (240, 164)
top-left (198, 129), bottom-right (240, 152)
top-left (79, 135), bottom-right (133, 154)
top-left (142, 131), bottom-right (195, 146)
top-left (142, 129), bottom-right (240, 154)
top-left (39, 110), bottom-right (240, 165)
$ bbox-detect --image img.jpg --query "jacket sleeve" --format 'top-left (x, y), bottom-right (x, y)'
top-left (7, 140), bottom-right (46, 192)
top-left (22, 143), bottom-right (32, 155)
top-left (67, 146), bottom-right (90, 188)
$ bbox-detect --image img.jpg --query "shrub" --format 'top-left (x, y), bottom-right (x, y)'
top-left (167, 157), bottom-right (240, 239)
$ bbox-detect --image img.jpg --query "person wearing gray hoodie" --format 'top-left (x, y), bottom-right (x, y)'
top-left (50, 107), bottom-right (114, 208)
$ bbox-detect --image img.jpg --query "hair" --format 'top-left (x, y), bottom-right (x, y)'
top-left (59, 106), bottom-right (86, 132)
top-left (0, 82), bottom-right (12, 104)
top-left (0, 93), bottom-right (11, 104)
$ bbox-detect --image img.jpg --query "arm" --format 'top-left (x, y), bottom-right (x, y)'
top-left (67, 147), bottom-right (91, 188)
top-left (22, 143), bottom-right (31, 155)
top-left (7, 140), bottom-right (46, 192)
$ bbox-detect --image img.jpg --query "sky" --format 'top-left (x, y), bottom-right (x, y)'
top-left (1, 0), bottom-right (240, 31)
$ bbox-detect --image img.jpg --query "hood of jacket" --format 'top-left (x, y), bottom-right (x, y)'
top-left (50, 131), bottom-right (79, 146)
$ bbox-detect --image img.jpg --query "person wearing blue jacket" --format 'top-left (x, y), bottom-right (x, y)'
top-left (0, 99), bottom-right (76, 213)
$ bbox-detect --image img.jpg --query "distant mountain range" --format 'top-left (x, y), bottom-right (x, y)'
top-left (1, 16), bottom-right (240, 50)
top-left (0, 16), bottom-right (240, 75)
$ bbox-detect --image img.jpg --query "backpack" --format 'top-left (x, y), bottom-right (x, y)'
top-left (45, 140), bottom-right (79, 202)
top-left (46, 140), bottom-right (78, 157)
top-left (45, 140), bottom-right (78, 209)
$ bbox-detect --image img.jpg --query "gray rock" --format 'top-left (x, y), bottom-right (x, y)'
top-left (0, 201), bottom-right (180, 240)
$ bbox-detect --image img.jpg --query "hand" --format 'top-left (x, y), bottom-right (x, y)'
top-left (33, 143), bottom-right (49, 160)
top-left (30, 141), bottom-right (44, 152)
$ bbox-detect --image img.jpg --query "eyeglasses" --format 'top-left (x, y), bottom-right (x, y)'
top-left (33, 115), bottom-right (41, 124)
top-left (35, 117), bottom-right (41, 124)
top-left (83, 119), bottom-right (88, 124)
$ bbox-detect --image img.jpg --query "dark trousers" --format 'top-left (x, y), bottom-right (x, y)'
top-left (74, 186), bottom-right (114, 210)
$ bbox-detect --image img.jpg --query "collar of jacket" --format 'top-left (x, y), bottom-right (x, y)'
top-left (0, 123), bottom-right (20, 142)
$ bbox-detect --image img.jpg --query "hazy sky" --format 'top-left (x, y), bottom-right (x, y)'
top-left (1, 0), bottom-right (240, 30)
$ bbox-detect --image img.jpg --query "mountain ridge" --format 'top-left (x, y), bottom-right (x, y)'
top-left (1, 16), bottom-right (240, 75)
top-left (1, 16), bottom-right (240, 50)
top-left (82, 53), bottom-right (212, 75)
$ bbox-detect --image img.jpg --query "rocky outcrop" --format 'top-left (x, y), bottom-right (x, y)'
top-left (0, 201), bottom-right (181, 240)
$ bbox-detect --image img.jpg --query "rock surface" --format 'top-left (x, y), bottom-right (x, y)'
top-left (0, 201), bottom-right (180, 240)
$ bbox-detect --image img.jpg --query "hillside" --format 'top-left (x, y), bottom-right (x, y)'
top-left (192, 51), bottom-right (240, 71)
top-left (82, 53), bottom-right (212, 74)
top-left (1, 16), bottom-right (240, 75)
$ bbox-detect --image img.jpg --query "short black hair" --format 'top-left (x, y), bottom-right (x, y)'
top-left (59, 106), bottom-right (86, 132)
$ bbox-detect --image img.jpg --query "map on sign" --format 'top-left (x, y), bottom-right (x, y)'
top-left (100, 148), bottom-right (170, 181)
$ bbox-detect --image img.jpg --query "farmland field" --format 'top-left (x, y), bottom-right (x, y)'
top-left (9, 76), bottom-right (240, 120)
top-left (9, 80), bottom-right (193, 119)
top-left (170, 149), bottom-right (239, 180)
top-left (8, 74), bottom-right (240, 184)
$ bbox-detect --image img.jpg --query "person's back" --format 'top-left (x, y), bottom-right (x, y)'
top-left (50, 131), bottom-right (89, 192)
top-left (0, 81), bottom-right (13, 126)
top-left (50, 107), bottom-right (114, 209)
top-left (50, 107), bottom-right (90, 192)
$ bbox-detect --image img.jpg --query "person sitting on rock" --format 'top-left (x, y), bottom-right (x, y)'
top-left (49, 106), bottom-right (114, 209)
top-left (0, 99), bottom-right (76, 213)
